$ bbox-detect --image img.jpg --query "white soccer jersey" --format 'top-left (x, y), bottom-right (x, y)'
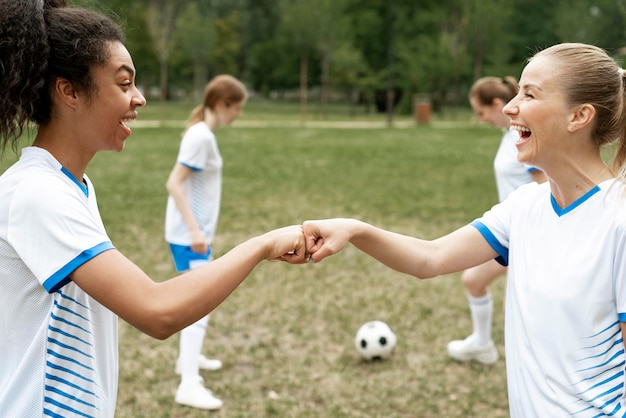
top-left (472, 179), bottom-right (626, 417)
top-left (0, 147), bottom-right (117, 417)
top-left (493, 129), bottom-right (537, 201)
top-left (165, 122), bottom-right (223, 246)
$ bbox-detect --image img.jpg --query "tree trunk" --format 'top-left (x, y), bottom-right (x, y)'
top-left (299, 52), bottom-right (308, 125)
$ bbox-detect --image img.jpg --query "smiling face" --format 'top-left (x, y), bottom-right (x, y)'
top-left (502, 56), bottom-right (572, 169)
top-left (78, 41), bottom-right (146, 153)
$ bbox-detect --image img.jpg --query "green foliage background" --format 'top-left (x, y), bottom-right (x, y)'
top-left (71, 0), bottom-right (626, 114)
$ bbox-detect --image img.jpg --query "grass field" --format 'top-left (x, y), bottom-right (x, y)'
top-left (0, 103), bottom-right (509, 417)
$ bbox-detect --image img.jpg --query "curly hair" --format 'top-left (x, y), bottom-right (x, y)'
top-left (0, 0), bottom-right (124, 156)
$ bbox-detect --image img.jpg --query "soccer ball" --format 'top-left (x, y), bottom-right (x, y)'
top-left (354, 320), bottom-right (397, 361)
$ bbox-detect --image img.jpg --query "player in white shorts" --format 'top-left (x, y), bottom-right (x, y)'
top-left (301, 43), bottom-right (626, 416)
top-left (0, 3), bottom-right (306, 417)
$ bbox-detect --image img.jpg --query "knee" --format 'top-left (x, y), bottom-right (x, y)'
top-left (461, 269), bottom-right (485, 295)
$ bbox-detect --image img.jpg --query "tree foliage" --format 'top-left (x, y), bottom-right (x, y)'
top-left (71, 0), bottom-right (626, 114)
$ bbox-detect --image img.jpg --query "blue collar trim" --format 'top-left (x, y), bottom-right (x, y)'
top-left (550, 185), bottom-right (600, 217)
top-left (60, 167), bottom-right (88, 197)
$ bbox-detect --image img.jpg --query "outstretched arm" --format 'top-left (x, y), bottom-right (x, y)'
top-left (71, 225), bottom-right (307, 340)
top-left (303, 218), bottom-right (498, 279)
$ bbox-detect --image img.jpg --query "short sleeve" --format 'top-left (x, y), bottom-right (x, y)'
top-left (8, 175), bottom-right (112, 292)
top-left (177, 123), bottom-right (213, 170)
top-left (613, 220), bottom-right (626, 322)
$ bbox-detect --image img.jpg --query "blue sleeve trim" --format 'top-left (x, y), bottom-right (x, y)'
top-left (618, 313), bottom-right (626, 323)
top-left (528, 167), bottom-right (540, 173)
top-left (470, 220), bottom-right (509, 266)
top-left (43, 242), bottom-right (115, 293)
top-left (180, 162), bottom-right (202, 172)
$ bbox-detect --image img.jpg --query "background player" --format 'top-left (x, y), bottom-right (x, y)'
top-left (165, 75), bottom-right (247, 410)
top-left (447, 76), bottom-right (545, 365)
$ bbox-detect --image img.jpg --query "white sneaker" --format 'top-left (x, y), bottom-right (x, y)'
top-left (198, 354), bottom-right (223, 371)
top-left (176, 354), bottom-right (223, 374)
top-left (175, 376), bottom-right (223, 410)
top-left (447, 334), bottom-right (498, 364)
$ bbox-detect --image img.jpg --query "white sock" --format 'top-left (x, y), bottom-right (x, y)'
top-left (179, 315), bottom-right (209, 386)
top-left (468, 293), bottom-right (493, 347)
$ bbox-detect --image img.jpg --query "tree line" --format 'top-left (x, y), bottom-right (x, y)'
top-left (73, 0), bottom-right (626, 115)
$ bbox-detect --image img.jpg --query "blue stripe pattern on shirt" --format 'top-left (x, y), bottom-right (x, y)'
top-left (43, 290), bottom-right (100, 417)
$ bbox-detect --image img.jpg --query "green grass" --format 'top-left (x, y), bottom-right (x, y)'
top-left (0, 103), bottom-right (508, 417)
top-left (136, 98), bottom-right (473, 126)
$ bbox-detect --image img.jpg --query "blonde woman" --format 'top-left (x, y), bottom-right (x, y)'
top-left (303, 43), bottom-right (626, 416)
top-left (165, 75), bottom-right (248, 410)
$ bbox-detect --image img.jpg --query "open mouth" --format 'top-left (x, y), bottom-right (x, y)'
top-left (120, 112), bottom-right (138, 135)
top-left (119, 118), bottom-right (135, 135)
top-left (510, 125), bottom-right (531, 142)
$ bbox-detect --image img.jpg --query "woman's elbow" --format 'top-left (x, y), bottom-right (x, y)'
top-left (133, 310), bottom-right (181, 340)
top-left (165, 179), bottom-right (176, 195)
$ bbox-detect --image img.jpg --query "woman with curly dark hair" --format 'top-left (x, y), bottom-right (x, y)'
top-left (0, 1), bottom-right (307, 416)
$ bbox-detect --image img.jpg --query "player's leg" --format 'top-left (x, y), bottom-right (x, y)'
top-left (175, 315), bottom-right (223, 410)
top-left (172, 255), bottom-right (223, 410)
top-left (447, 260), bottom-right (506, 364)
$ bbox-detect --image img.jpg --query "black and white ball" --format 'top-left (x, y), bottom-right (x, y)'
top-left (354, 320), bottom-right (397, 361)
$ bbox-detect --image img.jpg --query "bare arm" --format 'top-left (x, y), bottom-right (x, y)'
top-left (303, 218), bottom-right (498, 279)
top-left (166, 162), bottom-right (208, 254)
top-left (71, 225), bottom-right (307, 340)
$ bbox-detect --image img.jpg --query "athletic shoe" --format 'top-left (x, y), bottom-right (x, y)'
top-left (447, 334), bottom-right (498, 364)
top-left (176, 355), bottom-right (223, 374)
top-left (175, 376), bottom-right (223, 410)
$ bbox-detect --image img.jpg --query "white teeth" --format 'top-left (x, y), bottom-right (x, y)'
top-left (509, 125), bottom-right (530, 134)
top-left (509, 125), bottom-right (530, 142)
top-left (509, 125), bottom-right (530, 133)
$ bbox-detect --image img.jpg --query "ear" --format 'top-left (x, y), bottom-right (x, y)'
top-left (492, 97), bottom-right (506, 109)
top-left (568, 103), bottom-right (595, 133)
top-left (214, 99), bottom-right (227, 111)
top-left (54, 77), bottom-right (80, 109)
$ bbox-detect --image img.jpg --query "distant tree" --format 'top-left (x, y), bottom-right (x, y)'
top-left (145, 0), bottom-right (185, 100)
top-left (328, 41), bottom-right (371, 113)
top-left (462, 0), bottom-right (515, 80)
top-left (553, 0), bottom-right (626, 50)
top-left (176, 2), bottom-right (214, 100)
top-left (509, 0), bottom-right (560, 64)
top-left (311, 0), bottom-right (352, 116)
top-left (211, 12), bottom-right (242, 76)
top-left (279, 0), bottom-right (322, 122)
top-left (246, 38), bottom-right (301, 95)
top-left (239, 0), bottom-right (282, 82)
top-left (70, 0), bottom-right (626, 110)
